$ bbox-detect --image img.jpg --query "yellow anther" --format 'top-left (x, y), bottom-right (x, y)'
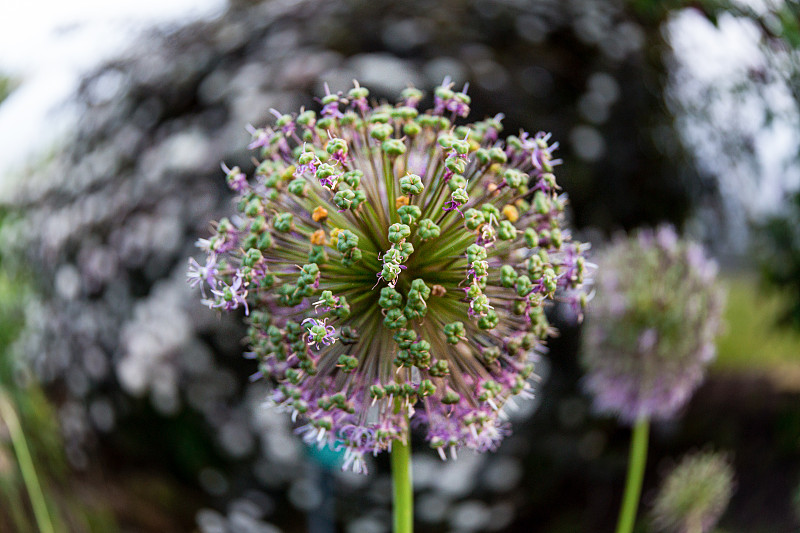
top-left (330, 228), bottom-right (343, 247)
top-left (502, 204), bottom-right (519, 223)
top-left (310, 229), bottom-right (327, 246)
top-left (312, 206), bottom-right (329, 222)
top-left (395, 196), bottom-right (410, 208)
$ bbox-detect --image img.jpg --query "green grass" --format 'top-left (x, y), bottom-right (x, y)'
top-left (715, 273), bottom-right (800, 380)
top-left (0, 220), bottom-right (119, 532)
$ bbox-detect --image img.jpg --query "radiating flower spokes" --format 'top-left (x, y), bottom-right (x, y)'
top-left (189, 78), bottom-right (590, 472)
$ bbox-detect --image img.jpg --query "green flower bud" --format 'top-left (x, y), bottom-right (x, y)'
top-left (450, 188), bottom-right (469, 205)
top-left (342, 247), bottom-right (362, 266)
top-left (308, 244), bottom-right (327, 264)
top-left (524, 228), bottom-right (539, 248)
top-left (500, 265), bottom-right (518, 288)
top-left (478, 310), bottom-right (499, 330)
top-left (343, 170), bottom-right (363, 188)
top-left (348, 86), bottom-right (369, 100)
top-left (403, 121), bottom-right (421, 137)
top-left (481, 204), bottom-right (500, 221)
top-left (489, 147), bottom-right (507, 163)
top-left (399, 174), bottom-right (424, 196)
top-left (515, 275), bottom-right (533, 297)
top-left (369, 112), bottom-right (391, 124)
top-left (466, 244), bottom-right (487, 262)
top-left (498, 220), bottom-right (517, 240)
top-left (288, 178), bottom-right (307, 196)
top-left (384, 308), bottom-right (407, 329)
top-left (334, 189), bottom-right (356, 210)
top-left (396, 241), bottom-right (414, 261)
top-left (444, 321), bottom-right (465, 344)
top-left (379, 287), bottom-right (403, 309)
top-left (316, 117), bottom-right (334, 130)
top-left (274, 213), bottom-right (293, 232)
top-left (471, 294), bottom-right (492, 315)
top-left (388, 223), bottom-right (412, 244)
top-left (448, 175), bottom-right (468, 191)
top-left (418, 379), bottom-right (436, 397)
top-left (483, 347), bottom-right (501, 364)
top-left (397, 205), bottom-right (422, 225)
top-left (442, 389), bottom-right (460, 404)
top-left (430, 360), bottom-right (449, 377)
top-left (503, 168), bottom-right (527, 188)
top-left (337, 230), bottom-right (359, 253)
top-left (370, 124), bottom-right (393, 140)
top-left (382, 139), bottom-right (407, 157)
top-left (326, 138), bottom-right (348, 155)
top-left (445, 156), bottom-right (467, 174)
top-left (245, 198), bottom-right (261, 217)
top-left (533, 191), bottom-right (551, 215)
top-left (296, 110), bottom-right (316, 126)
top-left (417, 219), bottom-right (440, 240)
top-left (352, 190), bottom-right (367, 208)
top-left (393, 329), bottom-right (416, 349)
top-left (464, 208), bottom-right (485, 231)
top-left (243, 248), bottom-right (263, 267)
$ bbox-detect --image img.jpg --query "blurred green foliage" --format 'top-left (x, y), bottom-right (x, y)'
top-left (631, 0), bottom-right (800, 45)
top-left (0, 75), bottom-right (15, 104)
top-left (715, 273), bottom-right (800, 376)
top-left (0, 213), bottom-right (119, 533)
top-left (754, 191), bottom-right (800, 332)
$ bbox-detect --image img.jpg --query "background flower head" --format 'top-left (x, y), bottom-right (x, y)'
top-left (581, 225), bottom-right (725, 424)
top-left (650, 451), bottom-right (735, 533)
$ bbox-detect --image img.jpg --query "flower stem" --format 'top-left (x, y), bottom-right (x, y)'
top-left (391, 433), bottom-right (413, 533)
top-left (0, 391), bottom-right (56, 533)
top-left (615, 417), bottom-right (649, 533)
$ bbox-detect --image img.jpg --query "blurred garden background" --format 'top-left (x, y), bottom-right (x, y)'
top-left (2, 0), bottom-right (800, 531)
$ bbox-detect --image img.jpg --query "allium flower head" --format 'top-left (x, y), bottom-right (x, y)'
top-left (651, 451), bottom-right (735, 533)
top-left (190, 79), bottom-right (588, 472)
top-left (582, 225), bottom-right (725, 424)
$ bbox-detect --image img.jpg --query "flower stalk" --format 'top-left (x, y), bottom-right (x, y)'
top-left (615, 416), bottom-right (649, 533)
top-left (391, 431), bottom-right (413, 533)
top-left (0, 392), bottom-right (55, 533)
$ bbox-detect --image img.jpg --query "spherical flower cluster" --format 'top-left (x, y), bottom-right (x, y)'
top-left (189, 79), bottom-right (589, 472)
top-left (581, 225), bottom-right (725, 424)
top-left (650, 451), bottom-right (735, 533)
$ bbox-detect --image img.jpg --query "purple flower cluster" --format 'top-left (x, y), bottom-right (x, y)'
top-left (581, 225), bottom-right (725, 424)
top-left (189, 79), bottom-right (589, 472)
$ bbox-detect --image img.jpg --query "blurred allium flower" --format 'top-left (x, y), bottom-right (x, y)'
top-left (650, 451), bottom-right (735, 533)
top-left (582, 226), bottom-right (725, 423)
top-left (190, 79), bottom-right (588, 472)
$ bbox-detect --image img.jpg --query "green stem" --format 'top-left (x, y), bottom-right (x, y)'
top-left (391, 433), bottom-right (413, 533)
top-left (615, 417), bottom-right (650, 533)
top-left (0, 391), bottom-right (56, 533)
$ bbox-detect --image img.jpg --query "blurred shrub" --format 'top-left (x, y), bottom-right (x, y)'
top-left (755, 190), bottom-right (800, 331)
top-left (715, 273), bottom-right (800, 378)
